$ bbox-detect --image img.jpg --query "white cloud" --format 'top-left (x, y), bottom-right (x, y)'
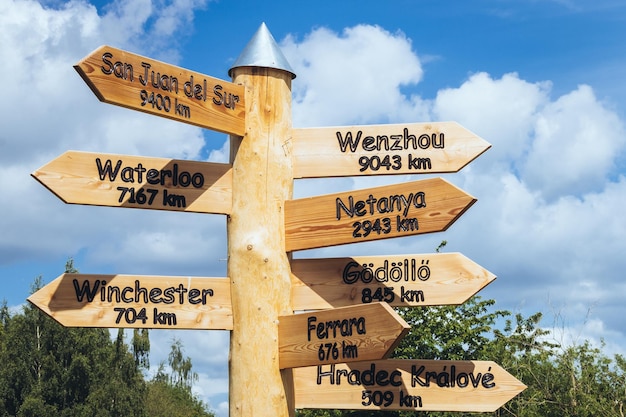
top-left (0, 1), bottom-right (99, 163)
top-left (281, 25), bottom-right (428, 127)
top-left (0, 0), bottom-right (210, 265)
top-left (99, 0), bottom-right (208, 60)
top-left (432, 72), bottom-right (626, 200)
top-left (99, 0), bottom-right (154, 48)
top-left (207, 138), bottom-right (230, 163)
top-left (423, 70), bottom-right (626, 346)
top-left (522, 85), bottom-right (626, 199)
top-left (433, 72), bottom-right (550, 169)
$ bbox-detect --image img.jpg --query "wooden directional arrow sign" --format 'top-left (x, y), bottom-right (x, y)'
top-left (292, 122), bottom-right (490, 178)
top-left (278, 303), bottom-right (409, 369)
top-left (293, 360), bottom-right (526, 412)
top-left (27, 273), bottom-right (233, 330)
top-left (291, 253), bottom-right (496, 310)
top-left (285, 177), bottom-right (476, 251)
top-left (75, 45), bottom-right (245, 136)
top-left (32, 151), bottom-right (232, 214)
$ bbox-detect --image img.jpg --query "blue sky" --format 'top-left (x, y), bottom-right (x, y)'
top-left (2, 0), bottom-right (626, 415)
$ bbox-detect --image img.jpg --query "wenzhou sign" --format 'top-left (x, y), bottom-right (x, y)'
top-left (285, 177), bottom-right (476, 251)
top-left (278, 303), bottom-right (409, 369)
top-left (32, 151), bottom-right (232, 214)
top-left (27, 273), bottom-right (233, 330)
top-left (293, 360), bottom-right (526, 412)
top-left (290, 252), bottom-right (496, 310)
top-left (292, 122), bottom-right (491, 178)
top-left (75, 45), bottom-right (245, 135)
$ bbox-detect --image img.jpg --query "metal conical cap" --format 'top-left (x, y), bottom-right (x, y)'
top-left (229, 23), bottom-right (296, 79)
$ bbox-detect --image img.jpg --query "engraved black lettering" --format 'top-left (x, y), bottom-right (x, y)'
top-left (308, 316), bottom-right (366, 340)
top-left (107, 285), bottom-right (121, 303)
top-left (336, 128), bottom-right (445, 153)
top-left (72, 279), bottom-right (101, 302)
top-left (408, 154), bottom-right (432, 170)
top-left (162, 287), bottom-right (175, 304)
top-left (411, 365), bottom-right (427, 387)
top-left (336, 196), bottom-right (355, 219)
top-left (100, 52), bottom-right (133, 81)
top-left (399, 390), bottom-right (423, 408)
top-left (101, 52), bottom-right (114, 75)
top-left (400, 286), bottom-right (425, 303)
top-left (140, 62), bottom-right (150, 86)
top-left (95, 159), bottom-right (204, 188)
top-left (482, 368), bottom-right (495, 388)
top-left (96, 158), bottom-right (122, 181)
top-left (336, 131), bottom-right (363, 152)
top-left (390, 134), bottom-right (403, 150)
top-left (213, 84), bottom-right (223, 105)
top-left (343, 259), bottom-right (425, 284)
top-left (317, 364), bottom-right (335, 385)
top-left (134, 280), bottom-right (148, 303)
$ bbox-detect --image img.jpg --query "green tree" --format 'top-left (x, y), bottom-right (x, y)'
top-left (295, 293), bottom-right (626, 417)
top-left (146, 338), bottom-right (214, 417)
top-left (132, 329), bottom-right (151, 370)
top-left (0, 263), bottom-right (147, 417)
top-left (0, 261), bottom-right (222, 417)
top-left (394, 297), bottom-right (509, 361)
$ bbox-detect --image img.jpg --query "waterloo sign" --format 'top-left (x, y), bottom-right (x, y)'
top-left (32, 151), bottom-right (232, 214)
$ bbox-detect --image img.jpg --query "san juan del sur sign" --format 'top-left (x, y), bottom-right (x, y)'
top-left (28, 23), bottom-right (525, 417)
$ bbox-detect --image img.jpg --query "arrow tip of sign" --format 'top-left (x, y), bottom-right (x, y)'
top-left (229, 22), bottom-right (296, 79)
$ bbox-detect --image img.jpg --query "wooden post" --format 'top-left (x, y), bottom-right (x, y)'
top-left (227, 60), bottom-right (294, 416)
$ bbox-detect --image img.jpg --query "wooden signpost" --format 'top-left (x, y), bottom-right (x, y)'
top-left (292, 122), bottom-right (491, 178)
top-left (29, 24), bottom-right (524, 417)
top-left (290, 253), bottom-right (496, 310)
top-left (32, 151), bottom-right (232, 214)
top-left (28, 273), bottom-right (232, 330)
top-left (278, 303), bottom-right (409, 369)
top-left (293, 360), bottom-right (526, 412)
top-left (285, 177), bottom-right (476, 251)
top-left (75, 45), bottom-right (245, 136)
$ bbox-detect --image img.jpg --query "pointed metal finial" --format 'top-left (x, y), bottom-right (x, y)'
top-left (229, 23), bottom-right (296, 79)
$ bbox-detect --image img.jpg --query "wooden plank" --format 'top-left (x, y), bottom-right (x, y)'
top-left (291, 253), bottom-right (496, 310)
top-left (292, 122), bottom-right (490, 178)
top-left (32, 150), bottom-right (232, 214)
top-left (27, 273), bottom-right (233, 330)
top-left (74, 45), bottom-right (245, 135)
top-left (285, 178), bottom-right (476, 251)
top-left (293, 360), bottom-right (526, 411)
top-left (278, 303), bottom-right (409, 369)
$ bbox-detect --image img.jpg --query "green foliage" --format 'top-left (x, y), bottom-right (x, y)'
top-left (297, 411), bottom-right (344, 417)
top-left (0, 283), bottom-right (146, 417)
top-left (132, 329), bottom-right (151, 370)
top-left (145, 380), bottom-right (213, 417)
top-left (167, 338), bottom-right (198, 390)
top-left (0, 266), bottom-right (215, 417)
top-left (297, 296), bottom-right (626, 417)
top-left (146, 339), bottom-right (213, 417)
top-left (394, 297), bottom-right (509, 361)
